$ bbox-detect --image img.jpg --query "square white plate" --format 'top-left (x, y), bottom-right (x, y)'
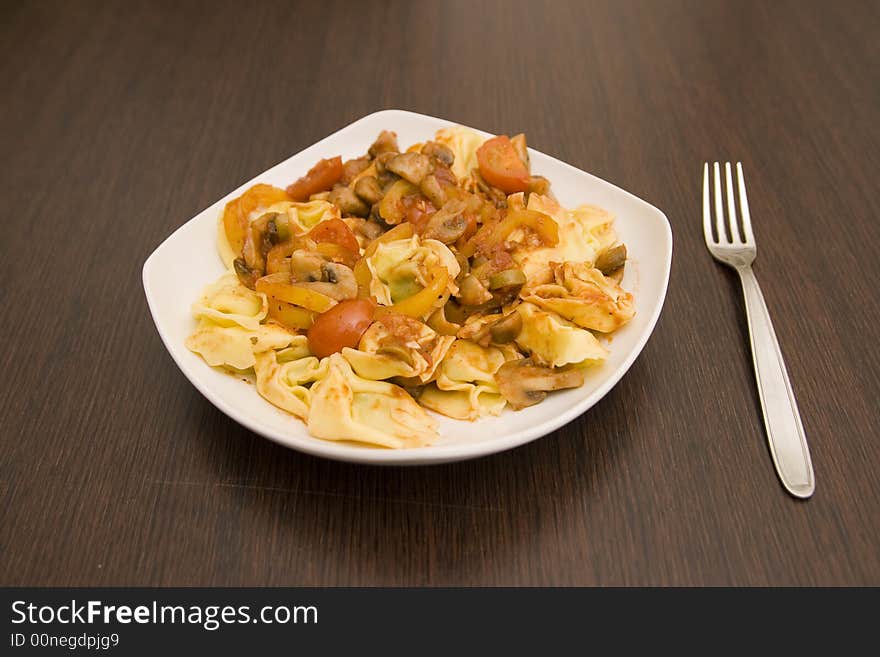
top-left (143, 109), bottom-right (672, 465)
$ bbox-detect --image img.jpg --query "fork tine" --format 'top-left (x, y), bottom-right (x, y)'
top-left (724, 162), bottom-right (742, 242)
top-left (736, 162), bottom-right (754, 243)
top-left (702, 162), bottom-right (714, 244)
top-left (713, 162), bottom-right (727, 242)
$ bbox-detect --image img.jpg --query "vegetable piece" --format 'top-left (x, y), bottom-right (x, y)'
top-left (368, 130), bottom-right (399, 157)
top-left (421, 141), bottom-right (455, 166)
top-left (286, 157), bottom-right (344, 201)
top-left (268, 300), bottom-right (316, 330)
top-left (419, 174), bottom-right (447, 207)
top-left (328, 185), bottom-right (370, 217)
top-left (386, 152), bottom-right (433, 184)
top-left (426, 306), bottom-right (461, 336)
top-left (379, 266), bottom-right (449, 318)
top-left (460, 208), bottom-right (558, 257)
top-left (476, 135), bottom-right (530, 194)
top-left (527, 175), bottom-right (551, 197)
top-left (222, 184), bottom-right (290, 256)
top-left (488, 268), bottom-right (527, 290)
top-left (457, 274), bottom-right (493, 306)
top-left (421, 199), bottom-right (468, 244)
top-left (494, 358), bottom-right (585, 410)
top-left (266, 239), bottom-right (296, 274)
top-left (307, 298), bottom-right (376, 358)
top-left (233, 257), bottom-right (261, 289)
top-left (488, 312), bottom-right (523, 344)
top-left (403, 196), bottom-right (436, 234)
top-left (294, 262), bottom-right (358, 301)
top-left (255, 273), bottom-right (337, 313)
top-left (354, 175), bottom-right (384, 205)
top-left (377, 179), bottom-right (420, 224)
top-left (341, 156), bottom-right (371, 184)
top-left (595, 244), bottom-right (627, 276)
top-left (306, 217), bottom-right (360, 256)
top-left (353, 258), bottom-right (374, 298)
top-left (510, 133), bottom-right (530, 169)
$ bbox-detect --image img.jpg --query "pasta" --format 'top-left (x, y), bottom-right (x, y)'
top-left (186, 126), bottom-right (635, 448)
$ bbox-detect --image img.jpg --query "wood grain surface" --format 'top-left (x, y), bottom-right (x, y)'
top-left (1, 0), bottom-right (878, 586)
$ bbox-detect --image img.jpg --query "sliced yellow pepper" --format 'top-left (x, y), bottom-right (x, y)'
top-left (377, 266), bottom-right (449, 319)
top-left (267, 300), bottom-right (316, 330)
top-left (255, 274), bottom-right (337, 313)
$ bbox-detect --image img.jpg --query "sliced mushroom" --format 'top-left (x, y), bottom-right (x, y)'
top-left (293, 261), bottom-right (357, 300)
top-left (488, 312), bottom-right (523, 344)
top-left (422, 199), bottom-right (468, 244)
top-left (341, 156), bottom-right (371, 184)
top-left (354, 175), bottom-right (384, 206)
top-left (290, 250), bottom-right (327, 282)
top-left (457, 273), bottom-right (493, 306)
top-left (328, 185), bottom-right (370, 217)
top-left (386, 152), bottom-right (433, 185)
top-left (421, 141), bottom-right (455, 166)
top-left (495, 359), bottom-right (585, 410)
top-left (595, 244), bottom-right (627, 276)
top-left (373, 151), bottom-right (397, 175)
top-left (368, 130), bottom-right (399, 158)
top-left (233, 257), bottom-right (261, 289)
top-left (309, 190), bottom-right (331, 201)
top-left (241, 213), bottom-right (278, 273)
top-left (419, 174), bottom-right (447, 207)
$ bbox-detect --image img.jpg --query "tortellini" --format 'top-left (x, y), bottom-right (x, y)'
top-left (342, 314), bottom-right (455, 382)
top-left (254, 349), bottom-right (327, 419)
top-left (191, 271), bottom-right (268, 330)
top-left (366, 234), bottom-right (460, 307)
top-left (186, 320), bottom-right (302, 370)
top-left (522, 261), bottom-right (635, 333)
top-left (514, 302), bottom-right (608, 367)
top-left (418, 339), bottom-right (518, 421)
top-left (186, 272), bottom-right (300, 369)
top-left (307, 354), bottom-right (437, 448)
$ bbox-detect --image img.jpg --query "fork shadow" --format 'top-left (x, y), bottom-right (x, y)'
top-left (177, 359), bottom-right (650, 586)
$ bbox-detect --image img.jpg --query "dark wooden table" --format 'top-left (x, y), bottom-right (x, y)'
top-left (2, 0), bottom-right (878, 586)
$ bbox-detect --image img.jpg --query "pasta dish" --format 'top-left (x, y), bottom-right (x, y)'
top-left (186, 126), bottom-right (634, 448)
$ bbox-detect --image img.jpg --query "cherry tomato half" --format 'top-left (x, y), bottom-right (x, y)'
top-left (307, 298), bottom-right (375, 358)
top-left (476, 136), bottom-right (530, 194)
top-left (286, 156), bottom-right (344, 201)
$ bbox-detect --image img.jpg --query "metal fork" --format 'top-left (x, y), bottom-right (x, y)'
top-left (703, 162), bottom-right (815, 499)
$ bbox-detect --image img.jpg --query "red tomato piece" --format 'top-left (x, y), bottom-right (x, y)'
top-left (286, 156), bottom-right (344, 201)
top-left (307, 298), bottom-right (376, 358)
top-left (476, 136), bottom-right (530, 194)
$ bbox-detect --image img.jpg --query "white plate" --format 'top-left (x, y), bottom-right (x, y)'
top-left (143, 109), bottom-right (672, 465)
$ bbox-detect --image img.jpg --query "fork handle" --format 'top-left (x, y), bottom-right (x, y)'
top-left (738, 266), bottom-right (815, 498)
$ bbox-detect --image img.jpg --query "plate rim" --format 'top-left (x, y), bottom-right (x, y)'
top-left (143, 108), bottom-right (673, 465)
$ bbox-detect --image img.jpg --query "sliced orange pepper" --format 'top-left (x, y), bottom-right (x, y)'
top-left (222, 184), bottom-right (290, 256)
top-left (460, 209), bottom-right (558, 257)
